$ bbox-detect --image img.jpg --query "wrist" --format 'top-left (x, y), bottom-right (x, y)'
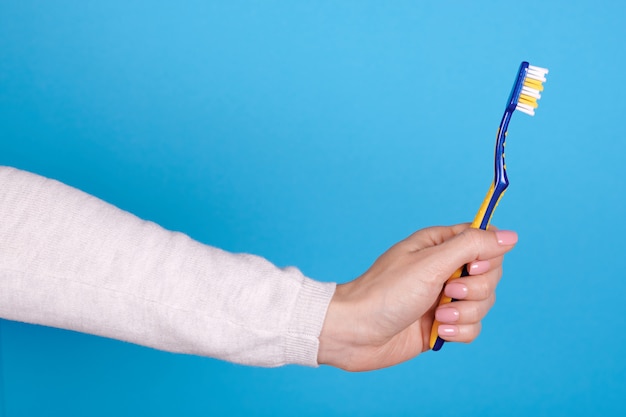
top-left (317, 282), bottom-right (358, 369)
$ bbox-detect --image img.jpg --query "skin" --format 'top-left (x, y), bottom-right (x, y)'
top-left (317, 224), bottom-right (517, 372)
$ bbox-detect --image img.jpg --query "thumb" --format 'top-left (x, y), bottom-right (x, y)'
top-left (434, 228), bottom-right (518, 276)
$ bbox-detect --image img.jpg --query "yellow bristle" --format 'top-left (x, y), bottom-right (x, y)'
top-left (523, 78), bottom-right (544, 91)
top-left (518, 95), bottom-right (539, 108)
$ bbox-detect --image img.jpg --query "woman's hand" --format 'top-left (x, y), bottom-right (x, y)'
top-left (317, 224), bottom-right (518, 371)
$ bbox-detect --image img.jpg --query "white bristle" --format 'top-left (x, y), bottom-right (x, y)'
top-left (516, 103), bottom-right (535, 116)
top-left (527, 68), bottom-right (547, 77)
top-left (526, 71), bottom-right (547, 82)
top-left (528, 65), bottom-right (549, 74)
top-left (521, 86), bottom-right (541, 98)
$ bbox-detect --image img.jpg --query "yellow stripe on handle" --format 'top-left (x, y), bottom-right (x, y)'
top-left (428, 183), bottom-right (496, 349)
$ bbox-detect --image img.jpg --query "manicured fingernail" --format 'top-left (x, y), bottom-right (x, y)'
top-left (438, 325), bottom-right (458, 337)
top-left (435, 307), bottom-right (459, 323)
top-left (445, 282), bottom-right (468, 299)
top-left (496, 230), bottom-right (518, 246)
top-left (468, 260), bottom-right (490, 275)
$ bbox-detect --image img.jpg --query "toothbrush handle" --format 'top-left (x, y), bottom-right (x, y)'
top-left (430, 265), bottom-right (469, 351)
top-left (429, 183), bottom-right (500, 351)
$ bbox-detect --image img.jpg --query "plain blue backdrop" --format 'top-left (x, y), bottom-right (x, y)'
top-left (1, 1), bottom-right (624, 416)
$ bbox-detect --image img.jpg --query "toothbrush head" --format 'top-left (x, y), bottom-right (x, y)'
top-left (511, 63), bottom-right (549, 116)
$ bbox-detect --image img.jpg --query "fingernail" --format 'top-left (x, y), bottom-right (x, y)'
top-left (445, 282), bottom-right (468, 299)
top-left (496, 230), bottom-right (518, 246)
top-left (438, 325), bottom-right (458, 337)
top-left (468, 260), bottom-right (490, 275)
top-left (435, 307), bottom-right (459, 323)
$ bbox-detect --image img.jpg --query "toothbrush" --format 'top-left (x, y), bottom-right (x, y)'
top-left (429, 61), bottom-right (549, 351)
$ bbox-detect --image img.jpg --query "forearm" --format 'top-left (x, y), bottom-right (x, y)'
top-left (0, 166), bottom-right (335, 367)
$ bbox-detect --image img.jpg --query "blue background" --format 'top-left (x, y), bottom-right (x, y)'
top-left (1, 1), bottom-right (624, 416)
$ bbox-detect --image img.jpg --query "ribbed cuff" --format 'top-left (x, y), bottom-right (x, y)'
top-left (284, 278), bottom-right (336, 367)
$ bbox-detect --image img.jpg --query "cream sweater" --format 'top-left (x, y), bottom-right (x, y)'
top-left (0, 166), bottom-right (336, 367)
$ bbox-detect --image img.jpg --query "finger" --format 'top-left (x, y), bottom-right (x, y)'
top-left (435, 296), bottom-right (496, 325)
top-left (466, 256), bottom-right (505, 277)
top-left (467, 259), bottom-right (496, 275)
top-left (444, 267), bottom-right (503, 301)
top-left (437, 322), bottom-right (482, 343)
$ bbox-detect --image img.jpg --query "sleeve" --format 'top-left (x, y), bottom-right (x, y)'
top-left (0, 166), bottom-right (336, 367)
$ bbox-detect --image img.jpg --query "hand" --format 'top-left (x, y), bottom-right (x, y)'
top-left (317, 224), bottom-right (518, 371)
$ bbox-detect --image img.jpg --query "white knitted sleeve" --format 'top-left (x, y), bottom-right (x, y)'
top-left (0, 166), bottom-right (336, 367)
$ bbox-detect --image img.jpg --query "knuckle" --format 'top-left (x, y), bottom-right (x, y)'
top-left (461, 323), bottom-right (482, 343)
top-left (469, 303), bottom-right (482, 322)
top-left (461, 228), bottom-right (485, 258)
top-left (459, 302), bottom-right (482, 323)
top-left (492, 266), bottom-right (504, 282)
top-left (473, 322), bottom-right (483, 339)
top-left (475, 279), bottom-right (492, 299)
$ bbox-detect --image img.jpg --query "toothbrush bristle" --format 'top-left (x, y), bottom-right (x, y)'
top-left (516, 64), bottom-right (549, 116)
